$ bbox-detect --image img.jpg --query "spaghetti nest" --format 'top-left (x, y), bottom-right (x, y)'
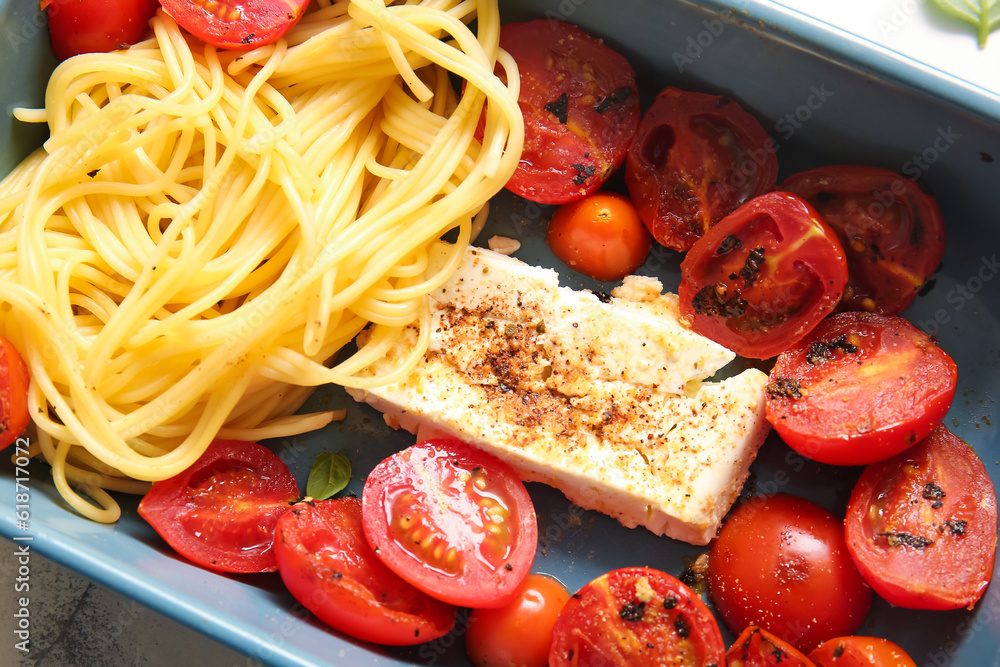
top-left (0, 0), bottom-right (523, 522)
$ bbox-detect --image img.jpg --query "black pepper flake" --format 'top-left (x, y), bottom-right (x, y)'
top-left (87, 169), bottom-right (100, 178)
top-left (728, 247), bottom-right (766, 287)
top-left (806, 334), bottom-right (859, 364)
top-left (505, 563), bottom-right (513, 571)
top-left (545, 93), bottom-right (569, 124)
top-left (663, 593), bottom-right (679, 609)
top-left (241, 33), bottom-right (256, 45)
top-left (619, 600), bottom-right (645, 622)
top-left (572, 163), bottom-right (597, 185)
top-left (880, 531), bottom-right (934, 550)
top-left (716, 234), bottom-right (743, 255)
top-left (922, 482), bottom-right (946, 509)
top-left (691, 282), bottom-right (747, 318)
top-left (593, 86), bottom-right (633, 113)
top-left (592, 290), bottom-right (612, 303)
top-left (942, 519), bottom-right (968, 536)
top-left (674, 615), bottom-right (691, 638)
top-left (765, 378), bottom-right (802, 400)
top-left (332, 571), bottom-right (343, 579)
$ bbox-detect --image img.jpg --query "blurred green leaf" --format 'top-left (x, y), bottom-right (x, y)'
top-left (931, 0), bottom-right (1000, 47)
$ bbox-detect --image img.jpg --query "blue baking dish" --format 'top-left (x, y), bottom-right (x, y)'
top-left (1, 0), bottom-right (998, 665)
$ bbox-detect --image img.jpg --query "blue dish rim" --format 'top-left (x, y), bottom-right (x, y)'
top-left (1, 1), bottom-right (998, 666)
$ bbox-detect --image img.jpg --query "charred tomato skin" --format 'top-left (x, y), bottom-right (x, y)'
top-left (548, 566), bottom-right (726, 667)
top-left (726, 625), bottom-right (818, 667)
top-left (764, 311), bottom-right (957, 466)
top-left (809, 636), bottom-right (917, 667)
top-left (679, 191), bottom-right (847, 359)
top-left (626, 86), bottom-right (778, 251)
top-left (780, 165), bottom-right (945, 315)
top-left (845, 424), bottom-right (998, 610)
top-left (494, 20), bottom-right (640, 204)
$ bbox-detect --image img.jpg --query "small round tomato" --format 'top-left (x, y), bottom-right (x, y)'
top-left (137, 439), bottom-right (298, 573)
top-left (274, 497), bottom-right (456, 646)
top-left (626, 87), bottom-right (778, 251)
top-left (494, 20), bottom-right (640, 204)
top-left (809, 637), bottom-right (917, 667)
top-left (361, 438), bottom-right (537, 609)
top-left (726, 626), bottom-right (817, 667)
top-left (679, 191), bottom-right (848, 359)
top-left (549, 566), bottom-right (725, 666)
top-left (764, 311), bottom-right (957, 466)
top-left (465, 573), bottom-right (571, 667)
top-left (545, 192), bottom-right (652, 281)
top-left (159, 0), bottom-right (310, 50)
top-left (781, 165), bottom-right (945, 315)
top-left (845, 424), bottom-right (998, 610)
top-left (44, 0), bottom-right (159, 61)
top-left (707, 494), bottom-right (872, 653)
top-left (0, 337), bottom-right (30, 450)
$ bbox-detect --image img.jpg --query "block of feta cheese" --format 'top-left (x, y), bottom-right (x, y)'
top-left (347, 245), bottom-right (771, 545)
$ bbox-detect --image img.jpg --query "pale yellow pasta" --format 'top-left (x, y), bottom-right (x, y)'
top-left (0, 0), bottom-right (522, 522)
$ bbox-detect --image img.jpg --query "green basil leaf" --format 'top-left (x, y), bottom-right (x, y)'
top-left (306, 452), bottom-right (351, 500)
top-left (931, 0), bottom-right (1000, 47)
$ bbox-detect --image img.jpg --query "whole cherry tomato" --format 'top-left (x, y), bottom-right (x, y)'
top-left (546, 191), bottom-right (652, 281)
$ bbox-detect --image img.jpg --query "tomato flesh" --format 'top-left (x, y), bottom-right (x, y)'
top-left (545, 191), bottom-right (652, 281)
top-left (780, 166), bottom-right (945, 315)
top-left (465, 573), bottom-right (571, 667)
top-left (274, 496), bottom-right (456, 646)
top-left (679, 191), bottom-right (847, 359)
top-left (707, 494), bottom-right (872, 653)
top-left (549, 566), bottom-right (725, 667)
top-left (809, 636), bottom-right (917, 667)
top-left (44, 0), bottom-right (159, 61)
top-left (626, 87), bottom-right (778, 251)
top-left (726, 626), bottom-right (817, 667)
top-left (0, 338), bottom-right (30, 450)
top-left (765, 311), bottom-right (957, 466)
top-left (495, 20), bottom-right (640, 204)
top-left (845, 424), bottom-right (997, 610)
top-left (137, 439), bottom-right (298, 573)
top-left (159, 0), bottom-right (310, 50)
top-left (361, 438), bottom-right (537, 609)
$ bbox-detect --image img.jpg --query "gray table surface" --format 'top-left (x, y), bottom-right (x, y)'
top-left (1, 549), bottom-right (248, 666)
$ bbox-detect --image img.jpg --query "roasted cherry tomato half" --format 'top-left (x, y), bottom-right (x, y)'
top-left (707, 494), bottom-right (872, 653)
top-left (626, 87), bottom-right (778, 251)
top-left (137, 439), bottom-right (299, 573)
top-left (546, 191), bottom-right (652, 281)
top-left (809, 636), bottom-right (917, 667)
top-left (361, 438), bottom-right (537, 609)
top-left (764, 311), bottom-right (957, 466)
top-left (679, 191), bottom-right (847, 359)
top-left (159, 0), bottom-right (310, 50)
top-left (465, 573), bottom-right (571, 667)
top-left (493, 20), bottom-right (640, 204)
top-left (549, 566), bottom-right (726, 666)
top-left (0, 337), bottom-right (30, 450)
top-left (43, 0), bottom-right (159, 61)
top-left (845, 424), bottom-right (997, 610)
top-left (274, 497), bottom-right (457, 646)
top-left (727, 626), bottom-right (817, 667)
top-left (781, 165), bottom-right (945, 315)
